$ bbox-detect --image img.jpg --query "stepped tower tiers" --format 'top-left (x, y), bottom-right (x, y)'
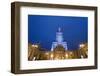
top-left (51, 27), bottom-right (68, 51)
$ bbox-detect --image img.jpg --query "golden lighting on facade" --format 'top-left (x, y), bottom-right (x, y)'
top-left (69, 52), bottom-right (73, 55)
top-left (45, 52), bottom-right (49, 55)
top-left (54, 57), bottom-right (59, 60)
top-left (50, 54), bottom-right (53, 58)
top-left (79, 44), bottom-right (85, 48)
top-left (28, 43), bottom-right (88, 61)
top-left (86, 51), bottom-right (88, 55)
top-left (65, 54), bottom-right (68, 58)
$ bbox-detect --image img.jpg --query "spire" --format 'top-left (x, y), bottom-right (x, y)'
top-left (58, 27), bottom-right (61, 32)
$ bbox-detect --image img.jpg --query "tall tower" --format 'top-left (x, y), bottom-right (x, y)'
top-left (51, 27), bottom-right (68, 51)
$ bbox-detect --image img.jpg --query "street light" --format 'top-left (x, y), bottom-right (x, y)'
top-left (65, 53), bottom-right (68, 58)
top-left (79, 44), bottom-right (85, 48)
top-left (50, 54), bottom-right (53, 58)
top-left (32, 44), bottom-right (38, 48)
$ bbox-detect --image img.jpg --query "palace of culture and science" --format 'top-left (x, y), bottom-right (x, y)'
top-left (28, 27), bottom-right (88, 61)
top-left (51, 27), bottom-right (67, 51)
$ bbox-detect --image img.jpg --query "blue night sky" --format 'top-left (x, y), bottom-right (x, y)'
top-left (28, 15), bottom-right (88, 51)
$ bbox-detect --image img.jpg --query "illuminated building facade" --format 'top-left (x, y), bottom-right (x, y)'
top-left (28, 43), bottom-right (88, 61)
top-left (51, 27), bottom-right (67, 51)
top-left (28, 28), bottom-right (88, 61)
